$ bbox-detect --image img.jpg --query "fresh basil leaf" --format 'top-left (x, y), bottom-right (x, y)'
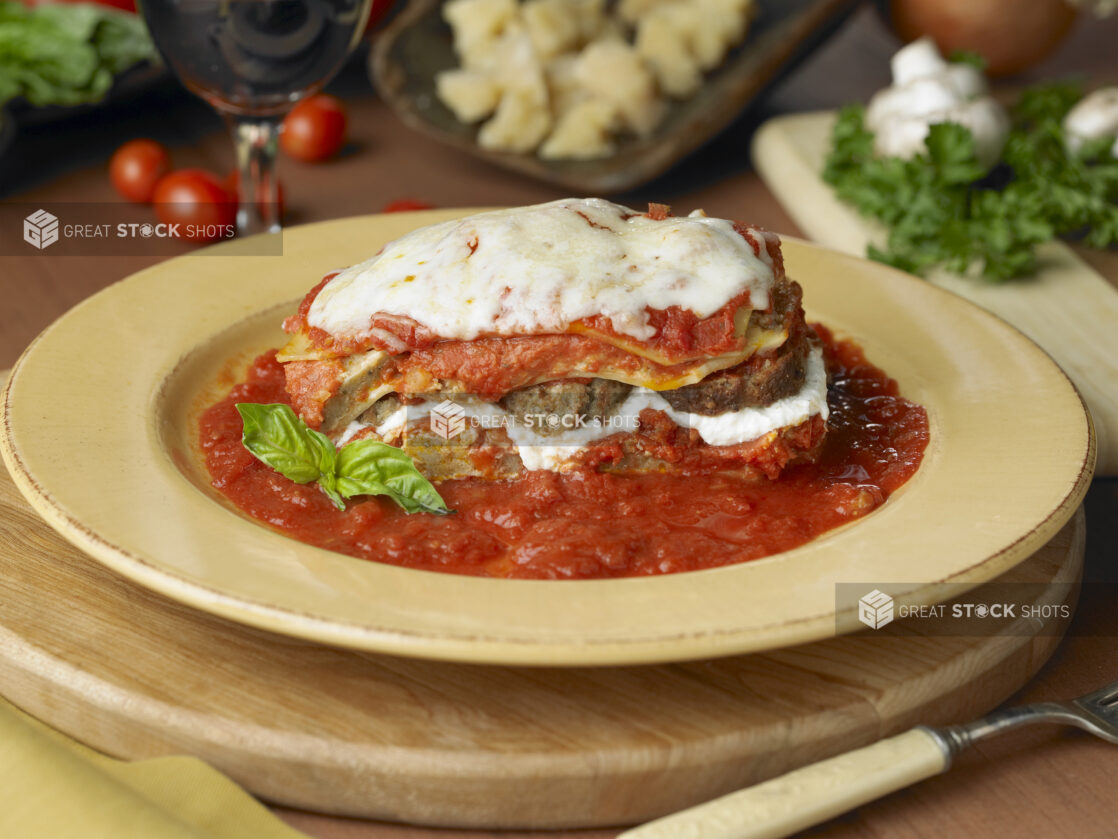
top-left (236, 403), bottom-right (450, 514)
top-left (316, 477), bottom-right (346, 511)
top-left (237, 403), bottom-right (348, 510)
top-left (306, 427), bottom-right (338, 479)
top-left (336, 439), bottom-right (450, 515)
top-left (307, 427), bottom-right (345, 510)
top-left (236, 403), bottom-right (331, 484)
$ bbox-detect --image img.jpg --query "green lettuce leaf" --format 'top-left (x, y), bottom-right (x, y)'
top-left (0, 1), bottom-right (155, 112)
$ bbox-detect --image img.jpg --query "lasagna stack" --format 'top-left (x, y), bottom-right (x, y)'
top-left (278, 198), bottom-right (828, 480)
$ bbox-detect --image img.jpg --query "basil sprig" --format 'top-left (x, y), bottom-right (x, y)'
top-left (235, 403), bottom-right (450, 515)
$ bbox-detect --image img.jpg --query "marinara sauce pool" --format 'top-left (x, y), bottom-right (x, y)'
top-left (200, 326), bottom-right (929, 579)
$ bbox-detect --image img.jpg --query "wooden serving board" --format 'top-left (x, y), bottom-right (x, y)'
top-left (0, 441), bottom-right (1084, 829)
top-left (752, 111), bottom-right (1118, 476)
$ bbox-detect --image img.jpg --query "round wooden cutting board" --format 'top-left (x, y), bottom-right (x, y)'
top-left (0, 442), bottom-right (1084, 829)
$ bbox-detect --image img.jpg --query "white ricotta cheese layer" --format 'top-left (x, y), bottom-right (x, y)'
top-left (307, 198), bottom-right (775, 343)
top-left (341, 346), bottom-right (829, 473)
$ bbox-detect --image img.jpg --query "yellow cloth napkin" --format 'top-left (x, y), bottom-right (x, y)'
top-left (0, 695), bottom-right (312, 839)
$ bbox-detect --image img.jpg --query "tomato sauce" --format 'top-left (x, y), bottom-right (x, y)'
top-left (199, 326), bottom-right (928, 579)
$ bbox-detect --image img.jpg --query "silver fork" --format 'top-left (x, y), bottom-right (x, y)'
top-left (618, 679), bottom-right (1118, 839)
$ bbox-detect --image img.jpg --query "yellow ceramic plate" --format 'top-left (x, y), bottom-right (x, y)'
top-left (0, 211), bottom-right (1096, 666)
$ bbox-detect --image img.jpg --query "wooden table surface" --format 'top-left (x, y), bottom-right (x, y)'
top-left (2, 6), bottom-right (1117, 838)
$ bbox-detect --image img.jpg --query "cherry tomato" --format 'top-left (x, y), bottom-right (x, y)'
top-left (382, 198), bottom-right (434, 213)
top-left (109, 139), bottom-right (170, 204)
top-left (153, 169), bottom-right (236, 242)
top-left (224, 171), bottom-right (286, 221)
top-left (280, 94), bottom-right (348, 162)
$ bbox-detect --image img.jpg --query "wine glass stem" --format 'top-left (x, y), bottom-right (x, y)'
top-left (229, 115), bottom-right (282, 236)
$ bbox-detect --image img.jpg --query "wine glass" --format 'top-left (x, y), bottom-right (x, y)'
top-left (138, 0), bottom-right (372, 235)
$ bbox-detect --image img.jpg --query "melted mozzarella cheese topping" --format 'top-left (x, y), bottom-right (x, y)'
top-left (339, 346), bottom-right (829, 473)
top-left (866, 37), bottom-right (1009, 168)
top-left (308, 198), bottom-right (775, 343)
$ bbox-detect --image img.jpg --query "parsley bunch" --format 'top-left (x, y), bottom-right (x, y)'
top-left (823, 83), bottom-right (1118, 281)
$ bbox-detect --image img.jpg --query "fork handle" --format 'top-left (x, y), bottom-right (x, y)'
top-left (616, 727), bottom-right (951, 839)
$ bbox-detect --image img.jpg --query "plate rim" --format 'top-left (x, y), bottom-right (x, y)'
top-left (0, 211), bottom-right (1097, 666)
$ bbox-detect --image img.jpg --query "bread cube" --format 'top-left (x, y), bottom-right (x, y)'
top-left (635, 8), bottom-right (702, 98)
top-left (523, 0), bottom-right (585, 60)
top-left (573, 40), bottom-right (665, 136)
top-left (436, 69), bottom-right (502, 123)
top-left (443, 0), bottom-right (517, 61)
top-left (478, 87), bottom-right (553, 152)
top-left (540, 98), bottom-right (619, 158)
top-left (615, 0), bottom-right (673, 25)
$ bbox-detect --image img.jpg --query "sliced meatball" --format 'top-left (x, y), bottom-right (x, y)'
top-left (659, 278), bottom-right (812, 416)
top-left (659, 330), bottom-right (812, 416)
top-left (752, 276), bottom-right (804, 337)
top-left (500, 377), bottom-right (632, 437)
top-left (358, 395), bottom-right (403, 427)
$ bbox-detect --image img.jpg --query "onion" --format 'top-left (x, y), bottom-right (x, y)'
top-left (886, 0), bottom-right (1079, 77)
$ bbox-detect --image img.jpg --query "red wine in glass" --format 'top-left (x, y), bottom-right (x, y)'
top-left (139, 0), bottom-right (371, 235)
